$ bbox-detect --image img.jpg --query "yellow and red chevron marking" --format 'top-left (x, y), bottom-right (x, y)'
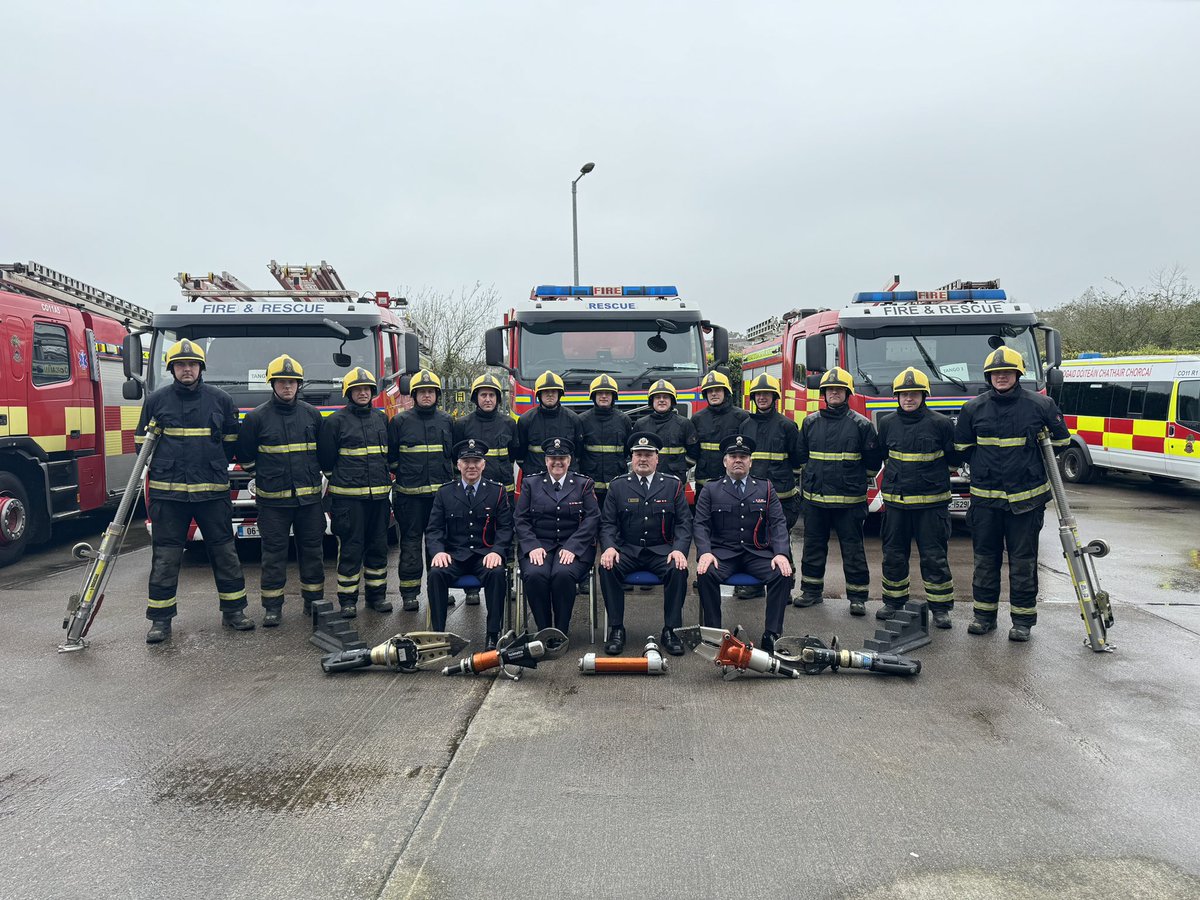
top-left (1064, 414), bottom-right (1168, 454)
top-left (104, 405), bottom-right (142, 456)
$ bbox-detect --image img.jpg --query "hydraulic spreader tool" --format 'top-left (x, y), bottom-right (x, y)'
top-left (59, 423), bottom-right (163, 653)
top-left (675, 626), bottom-right (799, 680)
top-left (1038, 429), bottom-right (1115, 653)
top-left (772, 635), bottom-right (921, 676)
top-left (321, 632), bottom-right (469, 673)
top-left (443, 628), bottom-right (569, 679)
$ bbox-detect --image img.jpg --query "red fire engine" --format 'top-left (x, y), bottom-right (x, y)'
top-left (0, 262), bottom-right (153, 565)
top-left (740, 281), bottom-right (1064, 516)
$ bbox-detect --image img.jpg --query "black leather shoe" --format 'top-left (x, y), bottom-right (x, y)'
top-left (465, 590), bottom-right (481, 606)
top-left (263, 605), bottom-right (283, 628)
top-left (367, 598), bottom-right (393, 613)
top-left (146, 619), bottom-right (172, 643)
top-left (222, 610), bottom-right (256, 631)
top-left (793, 594), bottom-right (824, 608)
top-left (967, 617), bottom-right (997, 635)
top-left (485, 632), bottom-right (499, 651)
top-left (760, 631), bottom-right (779, 653)
top-left (401, 595), bottom-right (419, 612)
top-left (849, 600), bottom-right (867, 617)
top-left (932, 610), bottom-right (952, 629)
top-left (661, 627), bottom-right (684, 656)
top-left (1008, 624), bottom-right (1032, 642)
top-left (340, 603), bottom-right (358, 620)
top-left (604, 627), bottom-right (626, 655)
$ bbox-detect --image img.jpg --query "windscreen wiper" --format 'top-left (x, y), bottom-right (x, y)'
top-left (854, 367), bottom-right (880, 395)
top-left (558, 368), bottom-right (619, 379)
top-left (911, 337), bottom-right (967, 392)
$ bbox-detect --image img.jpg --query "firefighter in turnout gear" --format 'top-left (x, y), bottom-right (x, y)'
top-left (692, 370), bottom-right (748, 494)
top-left (795, 367), bottom-right (883, 617)
top-left (388, 369), bottom-right (455, 612)
top-left (453, 372), bottom-right (518, 606)
top-left (741, 372), bottom-right (803, 600)
top-left (598, 432), bottom-right (692, 656)
top-left (693, 434), bottom-right (794, 652)
top-left (426, 439), bottom-right (514, 648)
top-left (317, 368), bottom-right (392, 619)
top-left (954, 347), bottom-right (1071, 641)
top-left (514, 437), bottom-right (601, 633)
top-left (876, 367), bottom-right (960, 628)
top-left (516, 371), bottom-right (584, 478)
top-left (137, 339), bottom-right (250, 642)
top-left (578, 374), bottom-right (633, 507)
top-left (632, 380), bottom-right (699, 489)
top-left (237, 355), bottom-right (326, 626)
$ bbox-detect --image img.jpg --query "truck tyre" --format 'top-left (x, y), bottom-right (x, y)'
top-left (0, 472), bottom-right (36, 567)
top-left (1059, 446), bottom-right (1093, 484)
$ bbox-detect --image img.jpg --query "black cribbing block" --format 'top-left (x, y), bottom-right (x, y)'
top-left (861, 599), bottom-right (930, 654)
top-left (309, 599), bottom-right (368, 653)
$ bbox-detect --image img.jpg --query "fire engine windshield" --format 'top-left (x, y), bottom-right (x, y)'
top-left (516, 319), bottom-right (704, 388)
top-left (846, 328), bottom-right (1042, 395)
top-left (149, 326), bottom-right (377, 402)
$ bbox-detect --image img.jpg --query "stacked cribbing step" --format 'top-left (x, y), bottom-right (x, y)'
top-left (862, 600), bottom-right (931, 654)
top-left (309, 600), bottom-right (368, 653)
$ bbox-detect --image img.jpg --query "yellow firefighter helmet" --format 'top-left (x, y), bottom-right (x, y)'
top-left (983, 346), bottom-right (1026, 377)
top-left (891, 367), bottom-right (931, 395)
top-left (747, 372), bottom-right (782, 401)
top-left (698, 370), bottom-right (733, 397)
top-left (165, 339), bottom-right (206, 371)
top-left (266, 354), bottom-right (304, 383)
top-left (819, 367), bottom-right (855, 394)
top-left (647, 379), bottom-right (678, 405)
top-left (470, 372), bottom-right (505, 404)
top-left (409, 369), bottom-right (443, 395)
top-left (341, 367), bottom-right (378, 398)
top-left (589, 373), bottom-right (620, 400)
top-left (534, 370), bottom-right (566, 397)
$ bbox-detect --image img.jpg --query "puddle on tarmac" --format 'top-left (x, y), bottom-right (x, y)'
top-left (154, 759), bottom-right (415, 813)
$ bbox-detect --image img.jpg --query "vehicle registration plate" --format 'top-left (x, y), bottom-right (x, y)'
top-left (949, 497), bottom-right (970, 512)
top-left (237, 524), bottom-right (261, 538)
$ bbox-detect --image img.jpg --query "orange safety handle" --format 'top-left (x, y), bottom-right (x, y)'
top-left (471, 650), bottom-right (501, 672)
top-left (592, 657), bottom-right (651, 673)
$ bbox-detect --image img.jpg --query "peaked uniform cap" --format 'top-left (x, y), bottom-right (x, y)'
top-left (721, 433), bottom-right (756, 455)
top-left (625, 431), bottom-right (663, 453)
top-left (454, 438), bottom-right (489, 460)
top-left (542, 436), bottom-right (575, 457)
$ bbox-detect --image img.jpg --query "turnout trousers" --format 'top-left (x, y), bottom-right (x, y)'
top-left (426, 558), bottom-right (508, 633)
top-left (520, 551), bottom-right (590, 633)
top-left (697, 554), bottom-right (789, 635)
top-left (146, 497), bottom-right (246, 621)
top-left (968, 503), bottom-right (1045, 627)
top-left (332, 497), bottom-right (389, 609)
top-left (880, 505), bottom-right (954, 612)
top-left (800, 503), bottom-right (869, 605)
top-left (257, 504), bottom-right (326, 611)
top-left (598, 549), bottom-right (688, 631)
top-left (393, 494), bottom-right (434, 599)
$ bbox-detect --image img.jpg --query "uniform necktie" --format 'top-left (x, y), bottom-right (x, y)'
top-left (467, 484), bottom-right (475, 502)
top-left (554, 481), bottom-right (562, 493)
top-left (641, 477), bottom-right (650, 491)
top-left (737, 480), bottom-right (745, 496)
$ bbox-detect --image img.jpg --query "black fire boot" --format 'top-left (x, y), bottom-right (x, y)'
top-left (146, 619), bottom-right (172, 644)
top-left (932, 610), bottom-right (952, 629)
top-left (1008, 624), bottom-right (1032, 642)
top-left (263, 604), bottom-right (283, 628)
top-left (967, 616), bottom-right (997, 635)
top-left (367, 597), bottom-right (394, 613)
top-left (222, 610), bottom-right (256, 631)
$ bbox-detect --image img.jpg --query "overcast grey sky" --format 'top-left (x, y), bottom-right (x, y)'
top-left (3, 0), bottom-right (1197, 328)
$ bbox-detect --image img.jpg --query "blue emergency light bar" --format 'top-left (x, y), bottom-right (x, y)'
top-left (533, 285), bottom-right (679, 298)
top-left (852, 290), bottom-right (1007, 303)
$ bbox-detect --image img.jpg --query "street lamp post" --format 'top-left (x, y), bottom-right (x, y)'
top-left (572, 162), bottom-right (595, 286)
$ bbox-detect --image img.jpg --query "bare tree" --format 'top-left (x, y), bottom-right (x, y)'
top-left (403, 282), bottom-right (502, 415)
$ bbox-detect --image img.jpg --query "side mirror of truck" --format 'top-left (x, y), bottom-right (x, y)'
top-left (710, 326), bottom-right (730, 367)
top-left (805, 334), bottom-right (827, 372)
top-left (806, 373), bottom-right (822, 390)
top-left (122, 333), bottom-right (144, 381)
top-left (403, 332), bottom-right (421, 375)
top-left (1043, 327), bottom-right (1063, 369)
top-left (122, 379), bottom-right (143, 400)
top-left (1046, 367), bottom-right (1064, 389)
top-left (485, 327), bottom-right (505, 369)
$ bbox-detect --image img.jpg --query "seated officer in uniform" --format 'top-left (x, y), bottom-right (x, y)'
top-left (693, 433), bottom-right (794, 652)
top-left (514, 437), bottom-right (601, 634)
top-left (426, 438), bottom-right (514, 649)
top-left (598, 432), bottom-right (692, 656)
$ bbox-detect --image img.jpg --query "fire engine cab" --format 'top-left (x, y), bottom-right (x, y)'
top-left (741, 280), bottom-right (1064, 515)
top-left (0, 262), bottom-right (152, 565)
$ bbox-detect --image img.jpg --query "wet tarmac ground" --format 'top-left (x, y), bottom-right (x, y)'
top-left (2, 474), bottom-right (1199, 899)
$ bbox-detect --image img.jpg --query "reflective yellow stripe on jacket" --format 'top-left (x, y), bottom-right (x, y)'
top-left (393, 483), bottom-right (444, 496)
top-left (802, 489), bottom-right (867, 504)
top-left (162, 427), bottom-right (212, 437)
top-left (328, 484), bottom-right (392, 497)
top-left (260, 442), bottom-right (317, 454)
top-left (969, 482), bottom-right (1050, 503)
top-left (976, 436), bottom-right (1026, 448)
top-left (148, 481), bottom-right (230, 493)
top-left (809, 451), bottom-right (862, 461)
top-left (339, 446), bottom-right (387, 456)
top-left (255, 485), bottom-right (323, 499)
top-left (394, 444), bottom-right (444, 453)
top-left (881, 491), bottom-right (952, 505)
top-left (888, 449), bottom-right (944, 462)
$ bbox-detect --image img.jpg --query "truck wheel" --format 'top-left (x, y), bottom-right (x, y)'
top-left (1059, 446), bottom-right (1092, 484)
top-left (0, 473), bottom-right (34, 567)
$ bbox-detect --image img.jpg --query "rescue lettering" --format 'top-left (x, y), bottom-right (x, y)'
top-left (200, 302), bottom-right (329, 314)
top-left (586, 302), bottom-right (637, 310)
top-left (881, 303), bottom-right (1006, 316)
